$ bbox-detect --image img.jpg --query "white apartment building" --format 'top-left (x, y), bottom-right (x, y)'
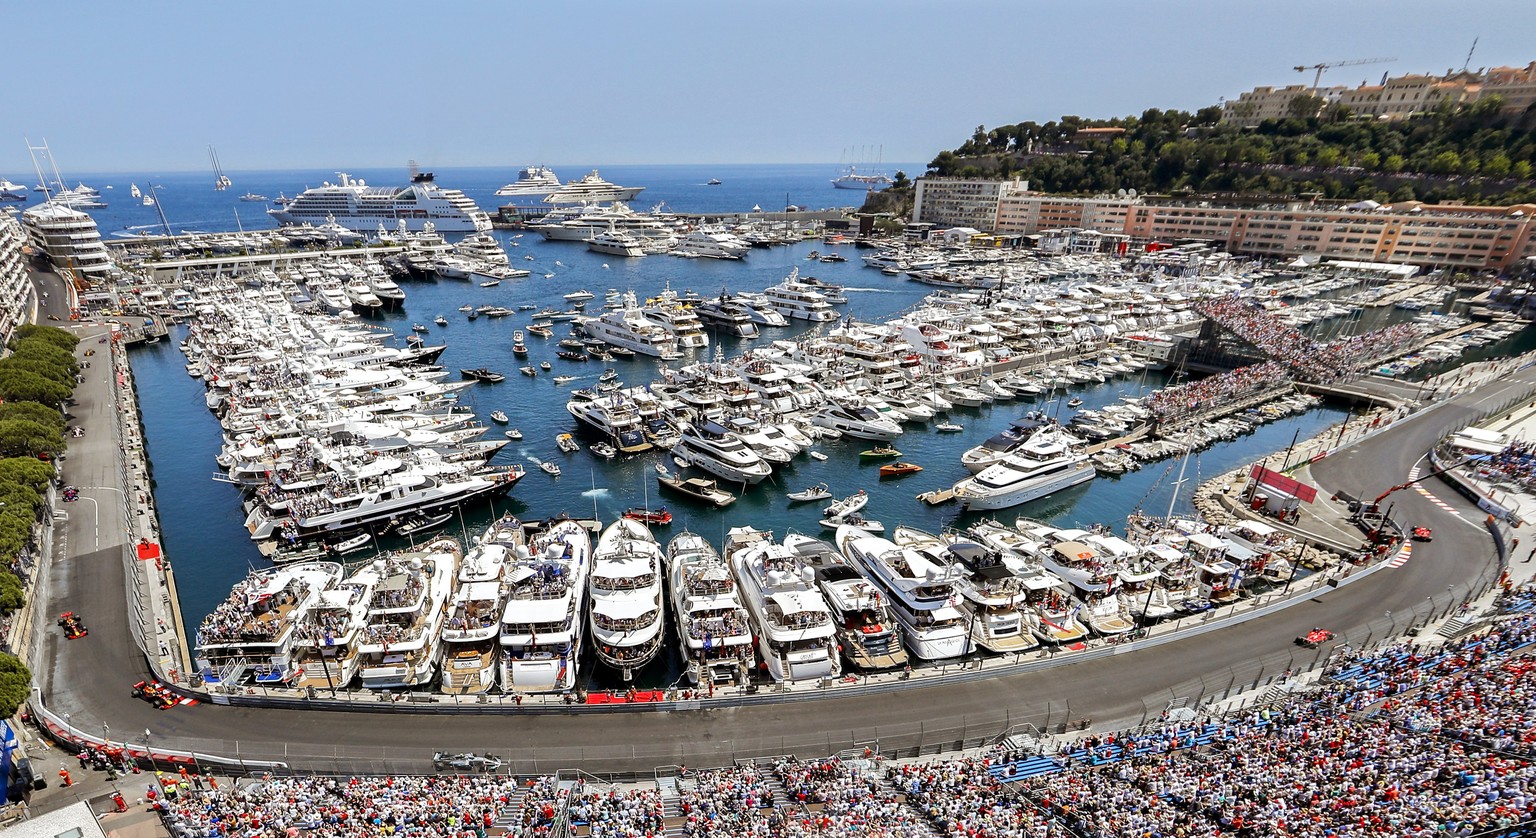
top-left (0, 214), bottom-right (32, 346)
top-left (911, 177), bottom-right (1028, 230)
top-left (21, 201), bottom-right (114, 280)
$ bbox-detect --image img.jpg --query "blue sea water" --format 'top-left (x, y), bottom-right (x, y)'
top-left (110, 163), bottom-right (1391, 689)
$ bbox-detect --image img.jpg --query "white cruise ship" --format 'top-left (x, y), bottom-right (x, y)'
top-left (578, 297), bottom-right (681, 358)
top-left (439, 537), bottom-right (512, 695)
top-left (836, 527), bottom-right (970, 660)
top-left (268, 170), bottom-right (491, 233)
top-left (763, 268), bottom-right (839, 321)
top-left (355, 541), bottom-right (460, 689)
top-left (725, 526), bottom-right (841, 683)
top-left (667, 531), bottom-right (755, 685)
top-left (494, 165), bottom-right (563, 197)
top-left (672, 420), bottom-right (774, 484)
top-left (194, 561), bottom-right (342, 687)
top-left (499, 516), bottom-right (590, 693)
top-left (588, 518), bottom-right (665, 681)
top-left (542, 169), bottom-right (646, 205)
top-left (952, 426), bottom-right (1095, 511)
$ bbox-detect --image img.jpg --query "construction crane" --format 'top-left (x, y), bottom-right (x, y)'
top-left (1293, 57), bottom-right (1396, 92)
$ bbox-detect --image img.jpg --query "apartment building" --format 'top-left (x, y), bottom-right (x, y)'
top-left (1224, 60), bottom-right (1535, 123)
top-left (911, 177), bottom-right (1028, 229)
top-left (1221, 84), bottom-right (1344, 126)
top-left (991, 191), bottom-right (1536, 272)
top-left (0, 214), bottom-right (33, 346)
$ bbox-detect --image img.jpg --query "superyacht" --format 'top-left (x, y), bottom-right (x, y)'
top-left (588, 518), bottom-right (666, 681)
top-left (500, 516), bottom-right (590, 693)
top-left (494, 165), bottom-right (563, 198)
top-left (577, 297), bottom-right (682, 358)
top-left (542, 169), bottom-right (646, 204)
top-left (439, 537), bottom-right (513, 695)
top-left (194, 561), bottom-right (342, 687)
top-left (671, 420), bottom-right (774, 484)
top-left (667, 531), bottom-right (755, 686)
top-left (836, 527), bottom-right (970, 660)
top-left (354, 540), bottom-right (460, 690)
top-left (952, 426), bottom-right (1095, 511)
top-left (782, 533), bottom-right (908, 671)
top-left (725, 526), bottom-right (841, 683)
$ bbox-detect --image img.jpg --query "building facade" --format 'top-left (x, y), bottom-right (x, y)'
top-left (1221, 84), bottom-right (1344, 126)
top-left (0, 215), bottom-right (32, 347)
top-left (1224, 60), bottom-right (1536, 123)
top-left (911, 177), bottom-right (1028, 230)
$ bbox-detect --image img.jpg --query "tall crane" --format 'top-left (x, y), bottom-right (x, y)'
top-left (1294, 57), bottom-right (1397, 92)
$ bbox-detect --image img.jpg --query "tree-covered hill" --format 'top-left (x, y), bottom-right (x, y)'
top-left (927, 98), bottom-right (1536, 205)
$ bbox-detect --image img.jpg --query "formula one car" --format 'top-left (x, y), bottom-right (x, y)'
top-left (131, 680), bottom-right (178, 710)
top-left (432, 752), bottom-right (504, 772)
top-left (1295, 627), bottom-right (1336, 648)
top-left (1411, 526), bottom-right (1433, 542)
top-left (57, 612), bottom-right (88, 639)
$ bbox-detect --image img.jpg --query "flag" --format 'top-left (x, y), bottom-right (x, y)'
top-left (703, 633), bottom-right (713, 652)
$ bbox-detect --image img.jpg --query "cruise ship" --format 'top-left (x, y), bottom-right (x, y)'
top-left (494, 165), bottom-right (563, 198)
top-left (725, 527), bottom-right (841, 683)
top-left (439, 537), bottom-right (512, 695)
top-left (194, 562), bottom-right (342, 687)
top-left (836, 527), bottom-right (970, 660)
top-left (831, 166), bottom-right (892, 191)
top-left (667, 531), bottom-right (755, 685)
top-left (588, 519), bottom-right (666, 681)
top-left (951, 426), bottom-right (1095, 511)
top-left (355, 541), bottom-right (460, 690)
top-left (268, 170), bottom-right (491, 233)
top-left (500, 517), bottom-right (590, 693)
top-left (542, 169), bottom-right (646, 205)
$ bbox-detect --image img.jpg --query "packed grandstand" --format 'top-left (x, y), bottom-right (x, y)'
top-left (150, 586), bottom-right (1536, 837)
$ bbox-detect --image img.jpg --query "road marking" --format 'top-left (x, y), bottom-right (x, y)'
top-left (1406, 465), bottom-right (1462, 520)
top-left (1388, 543), bottom-right (1413, 568)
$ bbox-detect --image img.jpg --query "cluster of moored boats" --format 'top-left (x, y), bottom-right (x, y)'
top-left (182, 289), bottom-right (526, 552)
top-left (195, 507), bottom-right (1302, 693)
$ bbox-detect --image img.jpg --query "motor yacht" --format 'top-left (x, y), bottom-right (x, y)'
top-left (588, 518), bottom-right (666, 681)
top-left (671, 420), bottom-right (774, 484)
top-left (290, 571), bottom-right (376, 691)
top-left (763, 269), bottom-right (839, 321)
top-left (783, 533), bottom-right (908, 671)
top-left (892, 527), bottom-right (1038, 654)
top-left (692, 295), bottom-right (761, 338)
top-left (355, 540), bottom-right (460, 689)
top-left (836, 526), bottom-right (970, 660)
top-left (725, 526), bottom-right (841, 683)
top-left (578, 296), bottom-right (681, 358)
top-left (586, 228), bottom-right (647, 257)
top-left (811, 400), bottom-right (902, 441)
top-left (667, 531), bottom-right (755, 685)
top-left (439, 537), bottom-right (513, 695)
top-left (500, 516), bottom-right (591, 693)
top-left (194, 562), bottom-right (342, 687)
top-left (952, 427), bottom-right (1094, 511)
top-left (495, 165), bottom-right (563, 198)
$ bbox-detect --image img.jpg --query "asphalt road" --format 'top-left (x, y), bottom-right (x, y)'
top-left (30, 281), bottom-right (1527, 772)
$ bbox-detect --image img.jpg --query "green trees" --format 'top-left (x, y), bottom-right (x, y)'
top-left (0, 653), bottom-right (30, 718)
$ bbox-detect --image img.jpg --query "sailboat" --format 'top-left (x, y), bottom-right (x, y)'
top-left (209, 145), bottom-right (232, 191)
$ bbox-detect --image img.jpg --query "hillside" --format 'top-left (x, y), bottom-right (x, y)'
top-left (927, 99), bottom-right (1536, 205)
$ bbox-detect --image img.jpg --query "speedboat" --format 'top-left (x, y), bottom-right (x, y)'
top-left (822, 490), bottom-right (868, 519)
top-left (489, 410), bottom-right (509, 424)
top-left (878, 462), bottom-right (923, 479)
top-left (787, 483), bottom-right (833, 503)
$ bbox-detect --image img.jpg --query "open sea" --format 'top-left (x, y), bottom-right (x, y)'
top-left (78, 163), bottom-right (1527, 689)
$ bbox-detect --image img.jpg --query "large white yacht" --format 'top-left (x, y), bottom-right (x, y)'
top-left (439, 536), bottom-right (513, 695)
top-left (671, 420), bottom-right (774, 484)
top-left (782, 533), bottom-right (908, 671)
top-left (811, 400), bottom-right (903, 441)
top-left (354, 539), bottom-right (460, 689)
top-left (959, 414), bottom-right (1049, 473)
top-left (194, 562), bottom-right (342, 688)
top-left (588, 519), bottom-right (666, 681)
top-left (542, 169), bottom-right (646, 204)
top-left (952, 426), bottom-right (1095, 511)
top-left (565, 389), bottom-right (654, 453)
top-left (578, 298), bottom-right (681, 358)
top-left (671, 229), bottom-right (750, 260)
top-left (268, 170), bottom-right (491, 233)
top-left (494, 165), bottom-right (563, 198)
top-left (763, 269), bottom-right (839, 321)
top-left (586, 228), bottom-right (647, 257)
top-left (836, 527), bottom-right (970, 660)
top-left (725, 526), bottom-right (841, 683)
top-left (291, 570), bottom-right (376, 692)
top-left (892, 527), bottom-right (1038, 654)
top-left (641, 292), bottom-right (709, 349)
top-left (532, 202), bottom-right (680, 241)
top-left (499, 517), bottom-right (591, 693)
top-left (666, 531), bottom-right (755, 686)
top-left (20, 200), bottom-right (115, 279)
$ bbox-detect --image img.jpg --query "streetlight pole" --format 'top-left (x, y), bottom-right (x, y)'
top-left (144, 729), bottom-right (152, 764)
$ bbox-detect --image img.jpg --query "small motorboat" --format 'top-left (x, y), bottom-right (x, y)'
top-left (512, 331), bottom-right (528, 355)
top-left (467, 309), bottom-right (480, 320)
top-left (859, 446), bottom-right (902, 460)
top-left (608, 346), bottom-right (636, 358)
top-left (517, 304), bottom-right (537, 311)
top-left (822, 490), bottom-right (868, 519)
top-left (520, 366), bottom-right (537, 377)
top-left (461, 367), bottom-right (507, 383)
top-left (809, 450), bottom-right (828, 461)
top-left (556, 433), bottom-right (580, 453)
top-left (395, 511), bottom-right (452, 537)
top-left (553, 375), bottom-right (577, 385)
top-left (490, 410), bottom-right (510, 424)
top-left (540, 461), bottom-right (561, 477)
top-left (878, 462), bottom-right (923, 479)
top-left (479, 279), bottom-right (501, 287)
top-left (527, 324), bottom-right (553, 338)
top-left (1067, 397), bottom-right (1084, 408)
top-left (457, 304), bottom-right (474, 312)
top-left (935, 421), bottom-right (964, 433)
top-left (654, 462), bottom-right (669, 475)
top-left (330, 532), bottom-right (372, 554)
top-left (787, 483), bottom-right (833, 503)
top-left (505, 428), bottom-right (523, 440)
top-left (590, 441), bottom-right (617, 459)
top-left (539, 361), bottom-right (552, 370)
top-left (820, 513), bottom-right (882, 533)
top-left (411, 323), bottom-right (430, 333)
top-left (434, 315), bottom-right (448, 326)
top-left (658, 474), bottom-right (736, 507)
top-left (623, 506), bottom-right (673, 525)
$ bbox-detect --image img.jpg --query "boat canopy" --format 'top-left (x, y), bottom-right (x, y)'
top-left (769, 590), bottom-right (828, 615)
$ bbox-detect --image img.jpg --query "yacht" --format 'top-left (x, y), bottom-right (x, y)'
top-left (290, 571), bottom-right (377, 692)
top-left (268, 170), bottom-right (491, 233)
top-left (500, 516), bottom-right (591, 693)
top-left (494, 165), bottom-right (563, 198)
top-left (671, 228), bottom-right (750, 260)
top-left (366, 271), bottom-right (407, 310)
top-left (836, 527), bottom-right (969, 660)
top-left (566, 389), bottom-right (653, 453)
top-left (0, 180), bottom-right (31, 201)
top-left (783, 533), bottom-right (908, 671)
top-left (578, 299), bottom-right (681, 358)
top-left (541, 169), bottom-right (646, 204)
top-left (892, 527), bottom-right (1038, 654)
top-left (671, 420), bottom-right (774, 484)
top-left (952, 427), bottom-right (1095, 511)
top-left (725, 526), bottom-right (841, 683)
top-left (693, 295), bottom-right (761, 338)
top-left (588, 518), bottom-right (666, 681)
top-left (439, 536), bottom-right (513, 695)
top-left (641, 293), bottom-right (709, 349)
top-left (831, 165), bottom-right (893, 191)
top-left (586, 228), bottom-right (647, 257)
top-left (19, 201), bottom-right (115, 279)
top-left (959, 414), bottom-right (1048, 473)
top-left (194, 562), bottom-right (342, 687)
top-left (532, 201), bottom-right (680, 242)
top-left (354, 540), bottom-right (460, 689)
top-left (763, 269), bottom-right (839, 321)
top-left (667, 531), bottom-right (755, 685)
top-left (811, 401), bottom-right (902, 441)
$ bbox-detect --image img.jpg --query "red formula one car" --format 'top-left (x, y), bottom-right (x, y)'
top-left (1412, 526), bottom-right (1433, 542)
top-left (1295, 627), bottom-right (1336, 648)
top-left (131, 680), bottom-right (178, 710)
top-left (57, 612), bottom-right (88, 639)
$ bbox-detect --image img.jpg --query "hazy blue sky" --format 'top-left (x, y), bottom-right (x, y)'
top-left (7, 0), bottom-right (1535, 174)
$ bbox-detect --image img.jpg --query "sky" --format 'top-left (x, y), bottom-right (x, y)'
top-left (6, 0), bottom-right (1536, 175)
